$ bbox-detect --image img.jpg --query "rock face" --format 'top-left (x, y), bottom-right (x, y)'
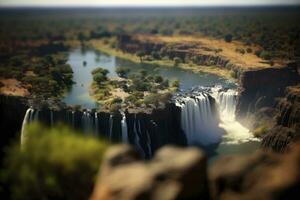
top-left (0, 95), bottom-right (27, 159)
top-left (90, 145), bottom-right (209, 200)
top-left (236, 64), bottom-right (300, 128)
top-left (117, 34), bottom-right (240, 71)
top-left (261, 86), bottom-right (300, 152)
top-left (209, 142), bottom-right (300, 200)
top-left (0, 96), bottom-right (186, 159)
top-left (91, 143), bottom-right (300, 200)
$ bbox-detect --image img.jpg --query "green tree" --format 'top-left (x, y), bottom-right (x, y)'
top-left (224, 34), bottom-right (233, 43)
top-left (115, 67), bottom-right (130, 78)
top-left (136, 51), bottom-right (146, 62)
top-left (1, 123), bottom-right (109, 200)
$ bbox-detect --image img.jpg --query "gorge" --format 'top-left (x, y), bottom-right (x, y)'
top-left (14, 48), bottom-right (261, 160)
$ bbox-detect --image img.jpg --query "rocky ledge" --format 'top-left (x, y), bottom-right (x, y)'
top-left (261, 85), bottom-right (300, 152)
top-left (90, 142), bottom-right (300, 200)
top-left (236, 63), bottom-right (300, 128)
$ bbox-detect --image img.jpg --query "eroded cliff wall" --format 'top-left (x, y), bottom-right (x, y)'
top-left (236, 64), bottom-right (300, 128)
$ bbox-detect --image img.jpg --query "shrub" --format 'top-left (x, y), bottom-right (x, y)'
top-left (115, 67), bottom-right (130, 78)
top-left (151, 51), bottom-right (161, 60)
top-left (1, 123), bottom-right (109, 200)
top-left (246, 48), bottom-right (252, 53)
top-left (136, 51), bottom-right (146, 62)
top-left (91, 68), bottom-right (109, 76)
top-left (144, 93), bottom-right (160, 106)
top-left (259, 51), bottom-right (272, 60)
top-left (109, 103), bottom-right (121, 113)
top-left (174, 57), bottom-right (182, 66)
top-left (224, 34), bottom-right (233, 43)
top-left (172, 80), bottom-right (180, 88)
top-left (235, 48), bottom-right (245, 55)
top-left (154, 75), bottom-right (163, 83)
top-left (93, 73), bottom-right (107, 85)
top-left (111, 97), bottom-right (123, 104)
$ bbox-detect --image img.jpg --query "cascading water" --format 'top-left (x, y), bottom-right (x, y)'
top-left (133, 115), bottom-right (145, 157)
top-left (95, 112), bottom-right (99, 136)
top-left (212, 87), bottom-right (258, 144)
top-left (175, 85), bottom-right (259, 146)
top-left (72, 111), bottom-right (75, 128)
top-left (120, 112), bottom-right (128, 143)
top-left (82, 111), bottom-right (93, 133)
top-left (20, 108), bottom-right (34, 148)
top-left (109, 114), bottom-right (113, 140)
top-left (175, 91), bottom-right (222, 146)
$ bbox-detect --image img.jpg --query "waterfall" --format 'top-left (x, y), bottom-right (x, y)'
top-left (109, 114), bottom-right (113, 140)
top-left (95, 112), bottom-right (99, 136)
top-left (34, 110), bottom-right (39, 121)
top-left (133, 115), bottom-right (145, 157)
top-left (146, 131), bottom-right (152, 157)
top-left (20, 108), bottom-right (34, 148)
top-left (176, 92), bottom-right (222, 146)
top-left (213, 88), bottom-right (258, 144)
top-left (72, 111), bottom-right (75, 128)
top-left (121, 112), bottom-right (128, 143)
top-left (82, 111), bottom-right (93, 133)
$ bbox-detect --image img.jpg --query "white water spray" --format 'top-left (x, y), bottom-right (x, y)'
top-left (176, 93), bottom-right (222, 146)
top-left (109, 114), bottom-right (113, 140)
top-left (95, 112), bottom-right (99, 136)
top-left (121, 112), bottom-right (128, 143)
top-left (212, 87), bottom-right (259, 144)
top-left (20, 108), bottom-right (34, 148)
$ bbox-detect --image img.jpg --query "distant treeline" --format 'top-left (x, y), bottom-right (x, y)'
top-left (1, 7), bottom-right (300, 61)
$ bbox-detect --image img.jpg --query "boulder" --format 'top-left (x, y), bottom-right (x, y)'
top-left (209, 142), bottom-right (300, 200)
top-left (90, 145), bottom-right (209, 200)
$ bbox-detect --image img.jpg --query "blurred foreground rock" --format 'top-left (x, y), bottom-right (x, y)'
top-left (210, 142), bottom-right (300, 200)
top-left (91, 143), bottom-right (300, 200)
top-left (262, 86), bottom-right (300, 152)
top-left (90, 145), bottom-right (209, 200)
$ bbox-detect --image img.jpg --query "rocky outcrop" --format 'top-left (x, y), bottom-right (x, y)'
top-left (90, 145), bottom-right (209, 200)
top-left (261, 86), bottom-right (300, 152)
top-left (236, 64), bottom-right (300, 128)
top-left (90, 143), bottom-right (300, 200)
top-left (209, 142), bottom-right (300, 200)
top-left (7, 100), bottom-right (186, 159)
top-left (117, 34), bottom-right (240, 70)
top-left (0, 95), bottom-right (27, 159)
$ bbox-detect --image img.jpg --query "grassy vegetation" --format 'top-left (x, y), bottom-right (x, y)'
top-left (0, 123), bottom-right (109, 200)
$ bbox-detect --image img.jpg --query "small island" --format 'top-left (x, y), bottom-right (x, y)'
top-left (90, 66), bottom-right (179, 113)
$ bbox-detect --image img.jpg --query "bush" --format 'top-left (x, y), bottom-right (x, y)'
top-left (92, 67), bottom-right (109, 85)
top-left (151, 51), bottom-right (160, 60)
top-left (91, 68), bottom-right (109, 76)
top-left (235, 48), bottom-right (245, 55)
top-left (111, 97), bottom-right (123, 104)
top-left (1, 123), bottom-right (109, 200)
top-left (115, 67), bottom-right (130, 78)
top-left (172, 80), bottom-right (180, 88)
top-left (154, 75), bottom-right (163, 83)
top-left (173, 57), bottom-right (182, 66)
top-left (224, 34), bottom-right (233, 43)
top-left (259, 51), bottom-right (272, 60)
top-left (246, 48), bottom-right (252, 53)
